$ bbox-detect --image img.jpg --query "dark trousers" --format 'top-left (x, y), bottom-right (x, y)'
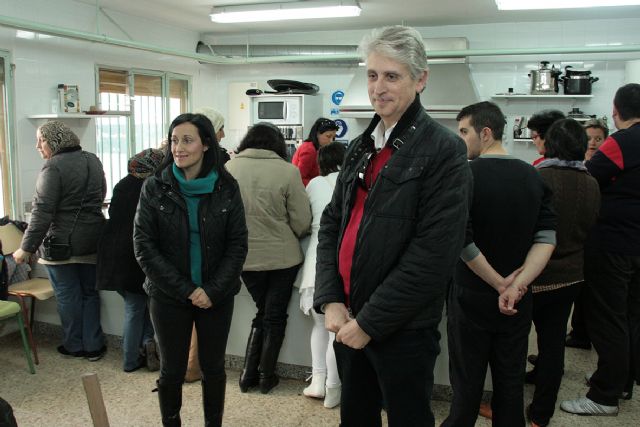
top-left (443, 285), bottom-right (531, 427)
top-left (568, 281), bottom-right (590, 343)
top-left (529, 286), bottom-right (578, 425)
top-left (584, 244), bottom-right (640, 406)
top-left (149, 297), bottom-right (234, 386)
top-left (334, 328), bottom-right (440, 427)
top-left (241, 265), bottom-right (299, 335)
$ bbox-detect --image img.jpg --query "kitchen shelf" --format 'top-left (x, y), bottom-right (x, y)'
top-left (28, 113), bottom-right (93, 119)
top-left (492, 94), bottom-right (593, 99)
top-left (28, 112), bottom-right (130, 119)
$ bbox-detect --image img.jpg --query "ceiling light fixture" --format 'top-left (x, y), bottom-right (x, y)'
top-left (496, 0), bottom-right (640, 10)
top-left (210, 0), bottom-right (361, 23)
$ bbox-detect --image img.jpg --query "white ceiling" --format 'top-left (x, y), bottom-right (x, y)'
top-left (76, 0), bottom-right (640, 36)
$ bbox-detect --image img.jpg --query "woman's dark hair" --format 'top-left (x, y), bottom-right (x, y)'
top-left (544, 118), bottom-right (588, 161)
top-left (237, 122), bottom-right (288, 160)
top-left (527, 109), bottom-right (566, 139)
top-left (160, 113), bottom-right (222, 179)
top-left (318, 142), bottom-right (346, 176)
top-left (306, 117), bottom-right (339, 150)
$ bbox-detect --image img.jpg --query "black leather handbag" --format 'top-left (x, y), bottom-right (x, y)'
top-left (41, 235), bottom-right (72, 261)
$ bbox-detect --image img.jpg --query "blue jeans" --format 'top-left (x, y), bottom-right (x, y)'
top-left (46, 263), bottom-right (105, 353)
top-left (120, 291), bottom-right (155, 371)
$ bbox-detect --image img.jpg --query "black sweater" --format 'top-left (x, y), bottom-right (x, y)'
top-left (586, 122), bottom-right (640, 255)
top-left (456, 155), bottom-right (556, 294)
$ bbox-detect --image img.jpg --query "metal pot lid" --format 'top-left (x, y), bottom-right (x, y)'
top-left (564, 75), bottom-right (593, 79)
top-left (565, 66), bottom-right (592, 75)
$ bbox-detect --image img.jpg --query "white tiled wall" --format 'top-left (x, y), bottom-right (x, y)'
top-left (2, 1), bottom-right (640, 367)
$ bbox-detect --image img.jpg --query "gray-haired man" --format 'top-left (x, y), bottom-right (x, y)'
top-left (313, 25), bottom-right (472, 426)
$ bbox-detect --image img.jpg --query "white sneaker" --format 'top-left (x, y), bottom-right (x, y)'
top-left (303, 373), bottom-right (326, 398)
top-left (560, 397), bottom-right (618, 416)
top-left (584, 372), bottom-right (632, 400)
top-left (323, 385), bottom-right (341, 409)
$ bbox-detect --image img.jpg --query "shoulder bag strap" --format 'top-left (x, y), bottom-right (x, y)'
top-left (67, 154), bottom-right (92, 240)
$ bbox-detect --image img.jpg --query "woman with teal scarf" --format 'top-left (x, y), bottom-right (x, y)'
top-left (134, 113), bottom-right (248, 427)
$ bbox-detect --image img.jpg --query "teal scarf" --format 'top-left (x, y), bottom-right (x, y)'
top-left (172, 163), bottom-right (218, 286)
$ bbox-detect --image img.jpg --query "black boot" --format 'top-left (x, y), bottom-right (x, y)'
top-left (156, 379), bottom-right (182, 427)
top-left (239, 327), bottom-right (263, 392)
top-left (259, 331), bottom-right (285, 394)
top-left (202, 375), bottom-right (226, 427)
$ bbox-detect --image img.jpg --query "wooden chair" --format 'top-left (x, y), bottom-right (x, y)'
top-left (0, 223), bottom-right (54, 365)
top-left (0, 300), bottom-right (36, 374)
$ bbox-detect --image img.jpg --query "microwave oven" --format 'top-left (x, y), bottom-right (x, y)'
top-left (251, 95), bottom-right (303, 126)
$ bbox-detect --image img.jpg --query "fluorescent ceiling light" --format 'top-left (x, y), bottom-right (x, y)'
top-left (210, 0), bottom-right (361, 23)
top-left (16, 30), bottom-right (35, 39)
top-left (496, 0), bottom-right (640, 9)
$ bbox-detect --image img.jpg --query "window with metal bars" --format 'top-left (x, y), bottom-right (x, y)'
top-left (96, 68), bottom-right (190, 199)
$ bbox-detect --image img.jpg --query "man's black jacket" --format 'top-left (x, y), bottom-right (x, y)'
top-left (313, 96), bottom-right (472, 342)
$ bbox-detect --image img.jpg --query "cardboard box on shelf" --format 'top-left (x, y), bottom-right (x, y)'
top-left (58, 84), bottom-right (80, 113)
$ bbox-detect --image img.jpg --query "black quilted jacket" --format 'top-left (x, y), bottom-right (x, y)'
top-left (313, 97), bottom-right (473, 342)
top-left (133, 166), bottom-right (248, 307)
top-left (21, 147), bottom-right (106, 256)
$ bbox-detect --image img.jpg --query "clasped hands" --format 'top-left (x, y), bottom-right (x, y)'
top-left (497, 267), bottom-right (526, 316)
top-left (189, 287), bottom-right (212, 309)
top-left (324, 303), bottom-right (371, 350)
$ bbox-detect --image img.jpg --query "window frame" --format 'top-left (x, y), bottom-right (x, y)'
top-left (94, 65), bottom-right (191, 199)
top-left (0, 49), bottom-right (18, 219)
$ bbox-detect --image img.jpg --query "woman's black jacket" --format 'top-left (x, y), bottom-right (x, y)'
top-left (133, 166), bottom-right (248, 307)
top-left (96, 174), bottom-right (146, 294)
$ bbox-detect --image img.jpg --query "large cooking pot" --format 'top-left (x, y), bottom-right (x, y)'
top-left (529, 61), bottom-right (562, 94)
top-left (561, 66), bottom-right (599, 95)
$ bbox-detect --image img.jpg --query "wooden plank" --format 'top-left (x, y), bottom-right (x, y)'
top-left (81, 373), bottom-right (110, 427)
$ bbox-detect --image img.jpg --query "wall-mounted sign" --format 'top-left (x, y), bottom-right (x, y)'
top-left (334, 119), bottom-right (348, 138)
top-left (331, 90), bottom-right (345, 105)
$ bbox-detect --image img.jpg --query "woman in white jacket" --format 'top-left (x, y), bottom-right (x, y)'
top-left (298, 142), bottom-right (346, 408)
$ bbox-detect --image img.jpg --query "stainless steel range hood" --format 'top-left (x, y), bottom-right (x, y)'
top-left (339, 38), bottom-right (479, 120)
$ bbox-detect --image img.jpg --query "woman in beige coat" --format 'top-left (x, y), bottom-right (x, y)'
top-left (226, 122), bottom-right (311, 394)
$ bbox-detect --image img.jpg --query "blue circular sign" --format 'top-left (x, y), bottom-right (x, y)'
top-left (332, 90), bottom-right (345, 106)
top-left (334, 119), bottom-right (348, 138)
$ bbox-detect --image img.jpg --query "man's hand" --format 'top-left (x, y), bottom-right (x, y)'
top-left (189, 288), bottom-right (212, 309)
top-left (12, 248), bottom-right (32, 264)
top-left (499, 267), bottom-right (524, 294)
top-left (324, 302), bottom-right (350, 333)
top-left (336, 319), bottom-right (371, 349)
top-left (498, 285), bottom-right (524, 315)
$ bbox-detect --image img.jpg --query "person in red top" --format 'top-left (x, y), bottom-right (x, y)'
top-left (561, 83), bottom-right (640, 417)
top-left (292, 118), bottom-right (338, 186)
top-left (527, 110), bottom-right (565, 166)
